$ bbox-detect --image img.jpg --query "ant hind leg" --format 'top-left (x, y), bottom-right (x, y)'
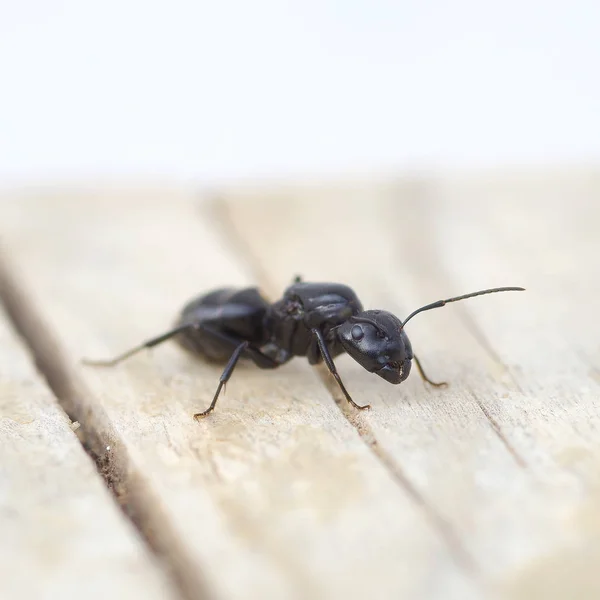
top-left (81, 323), bottom-right (196, 367)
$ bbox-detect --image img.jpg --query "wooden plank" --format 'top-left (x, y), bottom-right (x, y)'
top-left (0, 304), bottom-right (177, 599)
top-left (217, 170), bottom-right (600, 599)
top-left (0, 187), bottom-right (477, 600)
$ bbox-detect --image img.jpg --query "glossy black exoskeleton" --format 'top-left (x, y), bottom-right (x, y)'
top-left (83, 279), bottom-right (524, 418)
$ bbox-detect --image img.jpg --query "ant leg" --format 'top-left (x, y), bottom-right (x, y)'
top-left (193, 325), bottom-right (290, 419)
top-left (413, 354), bottom-right (448, 388)
top-left (199, 324), bottom-right (285, 370)
top-left (311, 328), bottom-right (371, 410)
top-left (82, 323), bottom-right (196, 367)
top-left (194, 341), bottom-right (249, 419)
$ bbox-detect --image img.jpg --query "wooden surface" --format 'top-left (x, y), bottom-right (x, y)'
top-left (0, 172), bottom-right (599, 599)
top-left (0, 282), bottom-right (177, 599)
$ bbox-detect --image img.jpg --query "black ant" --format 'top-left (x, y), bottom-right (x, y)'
top-left (83, 278), bottom-right (524, 418)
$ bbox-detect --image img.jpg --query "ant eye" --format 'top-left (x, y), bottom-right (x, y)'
top-left (351, 325), bottom-right (364, 341)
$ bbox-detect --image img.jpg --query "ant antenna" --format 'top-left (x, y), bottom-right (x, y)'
top-left (401, 287), bottom-right (525, 328)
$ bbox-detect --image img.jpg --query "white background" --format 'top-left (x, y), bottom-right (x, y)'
top-left (1, 1), bottom-right (599, 185)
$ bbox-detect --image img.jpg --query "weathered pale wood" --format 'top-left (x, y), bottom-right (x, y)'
top-left (218, 170), bottom-right (600, 599)
top-left (0, 188), bottom-right (476, 600)
top-left (0, 307), bottom-right (177, 599)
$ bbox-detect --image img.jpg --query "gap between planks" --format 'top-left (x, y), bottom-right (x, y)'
top-left (207, 196), bottom-right (478, 575)
top-left (0, 249), bottom-right (211, 600)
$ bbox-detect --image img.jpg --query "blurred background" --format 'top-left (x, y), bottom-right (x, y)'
top-left (1, 0), bottom-right (599, 187)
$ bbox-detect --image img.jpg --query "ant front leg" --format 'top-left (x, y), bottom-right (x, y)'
top-left (311, 328), bottom-right (371, 410)
top-left (413, 354), bottom-right (448, 388)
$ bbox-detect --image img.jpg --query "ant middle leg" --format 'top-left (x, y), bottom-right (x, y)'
top-left (194, 341), bottom-right (249, 419)
top-left (194, 325), bottom-right (289, 419)
top-left (311, 328), bottom-right (371, 410)
top-left (413, 354), bottom-right (448, 387)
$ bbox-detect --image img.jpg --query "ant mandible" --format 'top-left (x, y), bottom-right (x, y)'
top-left (83, 277), bottom-right (524, 418)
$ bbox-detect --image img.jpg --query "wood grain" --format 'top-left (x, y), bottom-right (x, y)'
top-left (217, 170), bottom-right (600, 599)
top-left (0, 187), bottom-right (476, 600)
top-left (0, 297), bottom-right (177, 599)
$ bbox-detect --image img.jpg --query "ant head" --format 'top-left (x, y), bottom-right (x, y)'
top-left (337, 310), bottom-right (412, 384)
top-left (337, 286), bottom-right (524, 385)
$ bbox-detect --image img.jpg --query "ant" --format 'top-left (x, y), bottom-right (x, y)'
top-left (83, 277), bottom-right (524, 418)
